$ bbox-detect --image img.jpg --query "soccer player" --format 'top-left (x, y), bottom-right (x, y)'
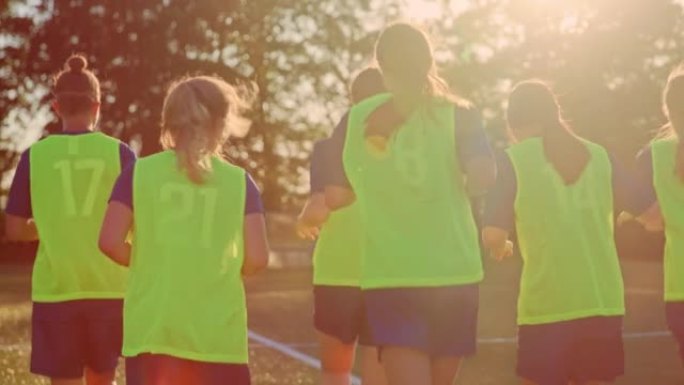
top-left (325, 23), bottom-right (495, 385)
top-left (99, 76), bottom-right (269, 385)
top-left (483, 80), bottom-right (653, 385)
top-left (634, 65), bottom-right (684, 367)
top-left (297, 67), bottom-right (387, 385)
top-left (5, 54), bottom-right (134, 385)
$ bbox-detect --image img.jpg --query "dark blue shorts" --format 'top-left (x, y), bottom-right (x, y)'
top-left (313, 285), bottom-right (372, 345)
top-left (363, 284), bottom-right (479, 358)
top-left (126, 354), bottom-right (250, 385)
top-left (31, 299), bottom-right (123, 378)
top-left (517, 316), bottom-right (624, 385)
top-left (666, 301), bottom-right (684, 364)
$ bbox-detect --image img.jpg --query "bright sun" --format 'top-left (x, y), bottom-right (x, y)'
top-left (402, 0), bottom-right (443, 21)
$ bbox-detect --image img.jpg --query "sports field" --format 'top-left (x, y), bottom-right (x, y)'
top-left (0, 256), bottom-right (682, 385)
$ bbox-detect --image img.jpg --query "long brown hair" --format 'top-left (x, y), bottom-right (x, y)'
top-left (53, 54), bottom-right (100, 116)
top-left (662, 64), bottom-right (684, 181)
top-left (507, 80), bottom-right (589, 185)
top-left (366, 23), bottom-right (469, 137)
top-left (160, 76), bottom-right (252, 184)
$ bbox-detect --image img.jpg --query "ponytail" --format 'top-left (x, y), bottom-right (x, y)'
top-left (366, 23), bottom-right (470, 141)
top-left (507, 80), bottom-right (589, 185)
top-left (161, 76), bottom-right (252, 184)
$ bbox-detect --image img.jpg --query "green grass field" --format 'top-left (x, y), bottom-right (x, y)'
top-left (1, 257), bottom-right (683, 384)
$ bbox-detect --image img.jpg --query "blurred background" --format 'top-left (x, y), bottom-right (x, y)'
top-left (0, 0), bottom-right (673, 259)
top-left (0, 1), bottom-right (682, 384)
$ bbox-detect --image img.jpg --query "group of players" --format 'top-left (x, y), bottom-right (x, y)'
top-left (3, 21), bottom-right (684, 385)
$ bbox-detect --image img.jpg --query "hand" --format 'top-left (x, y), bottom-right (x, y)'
top-left (296, 220), bottom-right (320, 240)
top-left (491, 240), bottom-right (514, 261)
top-left (617, 211), bottom-right (634, 226)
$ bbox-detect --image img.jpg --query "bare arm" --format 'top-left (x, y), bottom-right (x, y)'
top-left (98, 201), bottom-right (133, 267)
top-left (325, 186), bottom-right (356, 210)
top-left (5, 214), bottom-right (38, 242)
top-left (296, 193), bottom-right (330, 239)
top-left (243, 213), bottom-right (270, 276)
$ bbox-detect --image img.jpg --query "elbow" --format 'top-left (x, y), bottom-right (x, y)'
top-left (244, 251), bottom-right (270, 276)
top-left (98, 237), bottom-right (116, 260)
top-left (324, 188), bottom-right (355, 210)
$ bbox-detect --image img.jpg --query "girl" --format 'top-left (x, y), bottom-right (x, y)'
top-left (483, 80), bottom-right (653, 385)
top-left (297, 67), bottom-right (387, 385)
top-left (5, 54), bottom-right (134, 385)
top-left (634, 65), bottom-right (684, 366)
top-left (98, 75), bottom-right (269, 385)
top-left (325, 24), bottom-right (495, 385)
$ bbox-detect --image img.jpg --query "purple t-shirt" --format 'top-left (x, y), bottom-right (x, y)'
top-left (483, 149), bottom-right (654, 231)
top-left (108, 164), bottom-right (264, 215)
top-left (326, 105), bottom-right (493, 188)
top-left (5, 131), bottom-right (137, 219)
top-left (309, 139), bottom-right (329, 194)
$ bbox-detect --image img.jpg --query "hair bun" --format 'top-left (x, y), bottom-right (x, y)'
top-left (66, 55), bottom-right (87, 73)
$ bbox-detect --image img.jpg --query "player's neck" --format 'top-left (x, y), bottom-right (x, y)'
top-left (62, 120), bottom-right (94, 133)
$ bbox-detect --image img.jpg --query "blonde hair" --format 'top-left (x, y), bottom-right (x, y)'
top-left (659, 63), bottom-right (684, 139)
top-left (160, 76), bottom-right (252, 184)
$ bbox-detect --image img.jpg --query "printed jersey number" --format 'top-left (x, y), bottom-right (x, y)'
top-left (156, 184), bottom-right (218, 248)
top-left (394, 127), bottom-right (429, 192)
top-left (54, 159), bottom-right (105, 217)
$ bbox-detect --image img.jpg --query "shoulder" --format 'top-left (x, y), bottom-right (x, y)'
top-left (350, 93), bottom-right (393, 116)
top-left (452, 102), bottom-right (480, 119)
top-left (506, 137), bottom-right (541, 155)
top-left (213, 158), bottom-right (247, 179)
top-left (28, 135), bottom-right (56, 153)
top-left (651, 136), bottom-right (677, 152)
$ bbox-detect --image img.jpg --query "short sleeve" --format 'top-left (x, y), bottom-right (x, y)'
top-left (245, 173), bottom-right (264, 215)
top-left (325, 113), bottom-right (352, 189)
top-left (613, 148), bottom-right (657, 214)
top-left (108, 164), bottom-right (135, 210)
top-left (5, 150), bottom-right (32, 218)
top-left (310, 140), bottom-right (329, 194)
top-left (483, 151), bottom-right (517, 231)
top-left (454, 106), bottom-right (493, 172)
top-left (119, 143), bottom-right (137, 171)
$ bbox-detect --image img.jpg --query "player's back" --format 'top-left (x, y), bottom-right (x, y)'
top-left (30, 132), bottom-right (128, 301)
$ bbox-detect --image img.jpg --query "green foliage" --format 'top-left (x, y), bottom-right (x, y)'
top-left (2, 0), bottom-right (684, 210)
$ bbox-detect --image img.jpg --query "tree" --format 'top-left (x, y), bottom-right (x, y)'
top-left (0, 0), bottom-right (400, 210)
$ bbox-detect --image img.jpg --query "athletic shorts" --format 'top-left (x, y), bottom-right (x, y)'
top-left (126, 354), bottom-right (250, 385)
top-left (363, 284), bottom-right (479, 358)
top-left (666, 301), bottom-right (684, 364)
top-left (517, 316), bottom-right (624, 385)
top-left (313, 285), bottom-right (373, 345)
top-left (31, 299), bottom-right (123, 378)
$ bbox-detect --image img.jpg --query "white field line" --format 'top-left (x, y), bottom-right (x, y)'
top-left (0, 329), bottom-right (671, 353)
top-left (247, 330), bottom-right (362, 385)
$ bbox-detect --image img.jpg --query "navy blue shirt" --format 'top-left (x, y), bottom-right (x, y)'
top-left (108, 164), bottom-right (264, 215)
top-left (310, 139), bottom-right (329, 194)
top-left (634, 147), bottom-right (659, 205)
top-left (483, 150), bottom-right (655, 231)
top-left (5, 131), bottom-right (137, 219)
top-left (326, 106), bottom-right (493, 188)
